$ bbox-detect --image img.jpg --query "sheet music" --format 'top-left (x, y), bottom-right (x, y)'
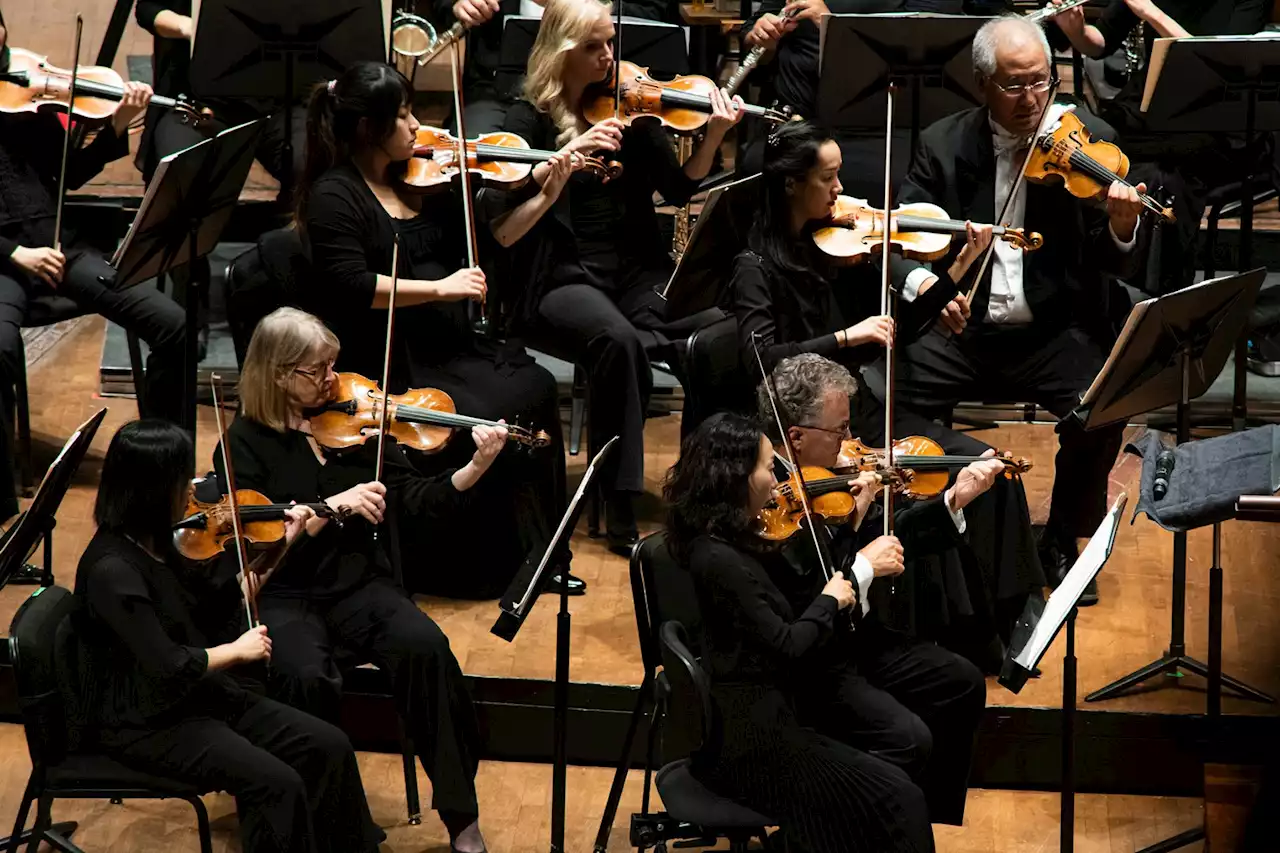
top-left (1142, 34), bottom-right (1280, 112)
top-left (1013, 494), bottom-right (1127, 671)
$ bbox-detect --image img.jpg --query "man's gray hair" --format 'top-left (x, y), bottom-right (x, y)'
top-left (756, 353), bottom-right (859, 441)
top-left (972, 15), bottom-right (1053, 80)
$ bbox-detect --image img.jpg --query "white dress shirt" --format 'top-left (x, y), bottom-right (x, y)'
top-left (519, 0), bottom-right (545, 17)
top-left (902, 104), bottom-right (1137, 324)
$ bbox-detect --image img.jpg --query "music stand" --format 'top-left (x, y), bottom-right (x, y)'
top-left (491, 435), bottom-right (620, 853)
top-left (999, 494), bottom-right (1127, 853)
top-left (1078, 269), bottom-right (1267, 708)
top-left (662, 172), bottom-right (759, 322)
top-left (1141, 36), bottom-right (1280, 432)
top-left (189, 0), bottom-right (389, 197)
top-left (500, 16), bottom-right (690, 89)
top-left (112, 120), bottom-right (261, 439)
top-left (815, 13), bottom-right (989, 148)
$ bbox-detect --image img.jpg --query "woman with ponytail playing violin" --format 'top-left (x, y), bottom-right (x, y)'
top-left (215, 307), bottom-right (500, 853)
top-left (491, 0), bottom-right (745, 552)
top-left (72, 420), bottom-right (382, 853)
top-left (295, 61), bottom-right (584, 597)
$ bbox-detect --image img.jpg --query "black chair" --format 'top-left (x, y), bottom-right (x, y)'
top-left (678, 315), bottom-right (753, 440)
top-left (335, 655), bottom-right (423, 826)
top-left (654, 620), bottom-right (775, 853)
top-left (4, 585), bottom-right (214, 853)
top-left (225, 227), bottom-right (311, 367)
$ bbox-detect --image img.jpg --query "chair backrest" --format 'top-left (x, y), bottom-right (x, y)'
top-left (226, 226), bottom-right (312, 366)
top-left (658, 620), bottom-right (714, 761)
top-left (8, 585), bottom-right (78, 769)
top-left (631, 531), bottom-right (704, 679)
top-left (679, 315), bottom-right (754, 439)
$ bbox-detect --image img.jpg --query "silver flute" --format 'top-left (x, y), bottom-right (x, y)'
top-left (723, 7), bottom-right (799, 97)
top-left (1024, 0), bottom-right (1093, 25)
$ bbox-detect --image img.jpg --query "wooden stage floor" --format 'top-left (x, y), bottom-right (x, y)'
top-left (1, 316), bottom-right (1274, 851)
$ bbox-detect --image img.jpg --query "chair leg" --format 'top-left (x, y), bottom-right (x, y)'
top-left (4, 780), bottom-right (35, 853)
top-left (125, 330), bottom-right (146, 416)
top-left (185, 795), bottom-right (215, 853)
top-left (25, 794), bottom-right (52, 853)
top-left (42, 827), bottom-right (85, 853)
top-left (568, 365), bottom-right (587, 456)
top-left (399, 716), bottom-right (422, 826)
top-left (15, 337), bottom-right (32, 497)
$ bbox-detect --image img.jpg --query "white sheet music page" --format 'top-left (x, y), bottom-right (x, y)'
top-left (1014, 493), bottom-right (1128, 671)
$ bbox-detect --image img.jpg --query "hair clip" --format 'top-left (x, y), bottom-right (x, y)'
top-left (767, 129), bottom-right (783, 148)
top-left (326, 79), bottom-right (338, 95)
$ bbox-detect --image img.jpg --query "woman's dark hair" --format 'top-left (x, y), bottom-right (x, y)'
top-left (663, 412), bottom-right (767, 564)
top-left (295, 61), bottom-right (412, 224)
top-left (94, 420), bottom-right (194, 549)
top-left (748, 120), bottom-right (837, 278)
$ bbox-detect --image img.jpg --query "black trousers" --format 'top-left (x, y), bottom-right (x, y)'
top-left (257, 580), bottom-right (482, 819)
top-left (100, 692), bottom-right (383, 853)
top-left (800, 624), bottom-right (986, 826)
top-left (146, 102), bottom-right (307, 186)
top-left (896, 324), bottom-right (1126, 542)
top-left (0, 250), bottom-right (186, 521)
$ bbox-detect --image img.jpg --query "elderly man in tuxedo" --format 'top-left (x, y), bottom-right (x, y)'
top-left (888, 15), bottom-right (1148, 605)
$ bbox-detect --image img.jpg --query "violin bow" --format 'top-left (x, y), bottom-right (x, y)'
top-left (52, 14), bottom-right (84, 255)
top-left (376, 236), bottom-right (400, 489)
top-left (964, 80), bottom-right (1062, 306)
top-left (613, 0), bottom-right (623, 121)
top-left (449, 44), bottom-right (488, 335)
top-left (210, 373), bottom-right (259, 631)
top-left (878, 84), bottom-right (898, 597)
top-left (750, 333), bottom-right (836, 585)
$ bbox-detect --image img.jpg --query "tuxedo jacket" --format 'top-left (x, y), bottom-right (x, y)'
top-left (895, 105), bottom-right (1147, 340)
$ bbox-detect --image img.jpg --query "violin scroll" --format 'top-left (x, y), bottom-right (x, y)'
top-left (999, 227), bottom-right (1043, 252)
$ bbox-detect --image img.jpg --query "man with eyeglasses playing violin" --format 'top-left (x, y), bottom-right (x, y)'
top-left (0, 11), bottom-right (187, 525)
top-left (886, 15), bottom-right (1147, 606)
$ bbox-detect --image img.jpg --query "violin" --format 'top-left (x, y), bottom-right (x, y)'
top-left (173, 488), bottom-right (343, 563)
top-left (582, 61), bottom-right (789, 133)
top-left (1026, 110), bottom-right (1174, 223)
top-left (757, 465), bottom-right (909, 542)
top-left (834, 437), bottom-right (1032, 502)
top-left (309, 372), bottom-right (551, 454)
top-left (812, 196), bottom-right (1044, 264)
top-left (0, 46), bottom-right (210, 125)
top-left (404, 126), bottom-right (621, 192)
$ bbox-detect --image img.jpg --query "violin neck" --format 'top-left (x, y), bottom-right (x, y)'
top-left (657, 88), bottom-right (772, 119)
top-left (395, 404), bottom-right (502, 433)
top-left (892, 214), bottom-right (1009, 239)
top-left (472, 144), bottom-right (555, 165)
top-left (44, 74), bottom-right (182, 110)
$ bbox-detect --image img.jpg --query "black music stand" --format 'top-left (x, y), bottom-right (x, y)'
top-left (491, 435), bottom-right (621, 853)
top-left (499, 16), bottom-right (690, 89)
top-left (815, 13), bottom-right (989, 148)
top-left (1080, 270), bottom-right (1268, 705)
top-left (1141, 36), bottom-right (1280, 433)
top-left (0, 409), bottom-right (107, 853)
top-left (112, 120), bottom-right (261, 439)
top-left (662, 172), bottom-right (759, 322)
top-left (1000, 494), bottom-right (1126, 853)
top-left (188, 0), bottom-right (387, 197)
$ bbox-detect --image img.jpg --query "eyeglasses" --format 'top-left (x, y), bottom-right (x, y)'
top-left (294, 360), bottom-right (335, 380)
top-left (989, 77), bottom-right (1054, 96)
top-left (798, 422), bottom-right (851, 438)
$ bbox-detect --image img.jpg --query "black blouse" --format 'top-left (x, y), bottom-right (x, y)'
top-left (71, 530), bottom-right (248, 733)
top-left (214, 416), bottom-right (470, 600)
top-left (0, 112), bottom-right (129, 262)
top-left (687, 534), bottom-right (840, 687)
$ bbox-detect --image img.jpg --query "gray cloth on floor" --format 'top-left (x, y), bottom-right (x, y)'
top-left (1127, 426), bottom-right (1280, 532)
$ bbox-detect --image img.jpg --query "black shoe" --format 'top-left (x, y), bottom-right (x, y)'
top-left (545, 571), bottom-right (587, 596)
top-left (606, 492), bottom-right (640, 556)
top-left (1039, 532), bottom-right (1099, 606)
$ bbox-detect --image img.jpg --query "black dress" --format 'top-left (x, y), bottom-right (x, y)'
top-left (496, 101), bottom-right (723, 499)
top-left (70, 529), bottom-right (383, 853)
top-left (213, 415), bottom-right (484, 820)
top-left (730, 247), bottom-right (1046, 666)
top-left (303, 162), bottom-right (565, 597)
top-left (686, 534), bottom-right (935, 853)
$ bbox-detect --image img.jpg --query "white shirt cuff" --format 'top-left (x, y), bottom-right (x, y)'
top-left (945, 489), bottom-right (967, 535)
top-left (1109, 221), bottom-right (1138, 252)
top-left (902, 267), bottom-right (934, 303)
top-left (851, 553), bottom-right (874, 616)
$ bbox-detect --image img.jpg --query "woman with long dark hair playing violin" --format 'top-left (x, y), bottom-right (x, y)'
top-left (729, 120), bottom-right (1046, 670)
top-left (214, 306), bottom-right (498, 853)
top-left (71, 419), bottom-right (383, 853)
top-left (294, 60), bottom-right (583, 597)
top-left (489, 0), bottom-right (745, 552)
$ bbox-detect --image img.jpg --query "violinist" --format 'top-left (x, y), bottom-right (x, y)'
top-left (70, 419), bottom-right (383, 853)
top-left (664, 412), bottom-right (938, 852)
top-left (729, 120), bottom-right (1046, 648)
top-left (754, 355), bottom-right (989, 828)
top-left (890, 16), bottom-right (1145, 602)
top-left (0, 16), bottom-right (186, 525)
top-left (215, 307), bottom-right (495, 853)
top-left (1046, 0), bottom-right (1270, 293)
top-left (491, 0), bottom-right (744, 552)
top-left (296, 61), bottom-right (581, 596)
